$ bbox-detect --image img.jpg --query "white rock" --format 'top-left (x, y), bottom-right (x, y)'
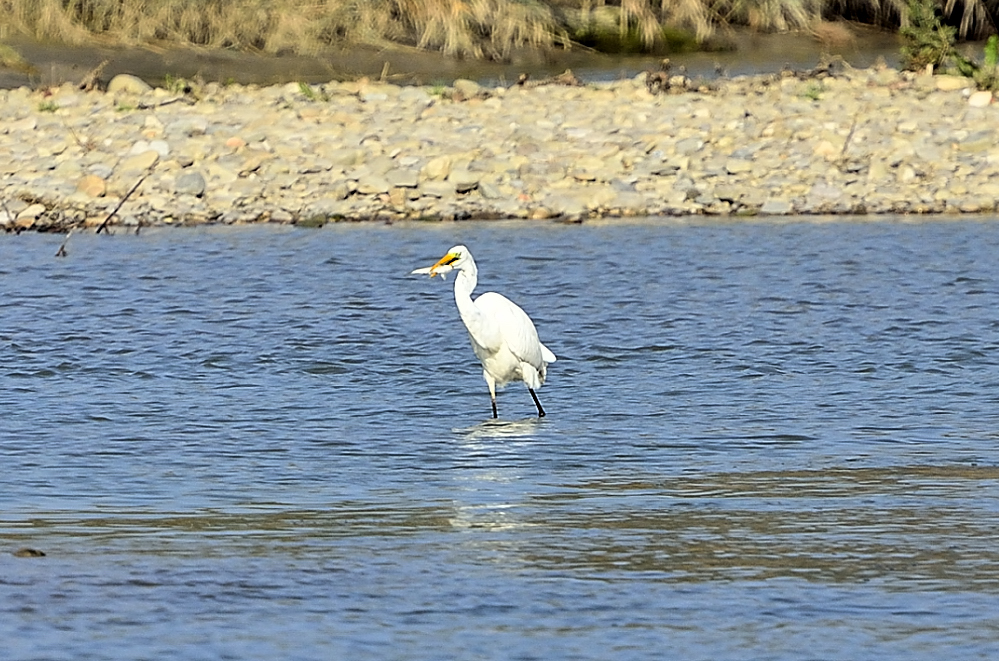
top-left (421, 156), bottom-right (452, 181)
top-left (968, 90), bottom-right (993, 107)
top-left (760, 199), bottom-right (792, 215)
top-left (107, 74), bottom-right (153, 95)
top-left (725, 159), bottom-right (754, 174)
top-left (934, 75), bottom-right (972, 91)
top-left (148, 140), bottom-right (170, 157)
top-left (9, 116), bottom-right (37, 132)
top-left (17, 203), bottom-right (46, 220)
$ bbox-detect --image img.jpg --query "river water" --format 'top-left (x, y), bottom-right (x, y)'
top-left (2, 26), bottom-right (904, 89)
top-left (2, 217), bottom-right (999, 660)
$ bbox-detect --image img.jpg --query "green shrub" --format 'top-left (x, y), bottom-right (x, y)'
top-left (899, 0), bottom-right (955, 71)
top-left (974, 35), bottom-right (999, 90)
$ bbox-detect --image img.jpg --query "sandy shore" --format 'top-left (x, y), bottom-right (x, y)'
top-left (1, 63), bottom-right (998, 232)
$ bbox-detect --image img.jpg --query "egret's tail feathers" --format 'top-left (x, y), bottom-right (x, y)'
top-left (540, 344), bottom-right (556, 363)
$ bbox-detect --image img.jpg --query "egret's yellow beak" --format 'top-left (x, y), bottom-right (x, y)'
top-left (429, 252), bottom-right (460, 276)
top-left (410, 251), bottom-right (460, 279)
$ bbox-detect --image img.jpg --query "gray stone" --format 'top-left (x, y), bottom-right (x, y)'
top-left (320, 182), bottom-right (351, 200)
top-left (422, 156), bottom-right (452, 180)
top-left (175, 171), bottom-right (207, 197)
top-left (356, 175), bottom-right (391, 195)
top-left (675, 138), bottom-right (705, 155)
top-left (305, 197), bottom-right (347, 218)
top-left (545, 192), bottom-right (587, 217)
top-left (120, 150), bottom-right (159, 172)
top-left (148, 140), bottom-right (170, 158)
top-left (725, 159), bottom-right (753, 174)
top-left (87, 163), bottom-right (114, 179)
top-left (807, 183), bottom-right (842, 200)
top-left (450, 170), bottom-right (479, 193)
top-left (17, 203), bottom-right (46, 220)
top-left (760, 199), bottom-right (793, 215)
top-left (420, 181), bottom-right (453, 198)
top-left (713, 185), bottom-right (744, 203)
top-left (386, 168), bottom-right (420, 188)
top-left (168, 117), bottom-right (208, 136)
top-left (359, 91), bottom-right (389, 103)
top-left (398, 87), bottom-right (433, 105)
top-left (478, 181), bottom-right (503, 199)
top-left (612, 191), bottom-right (647, 212)
top-left (453, 79), bottom-right (481, 100)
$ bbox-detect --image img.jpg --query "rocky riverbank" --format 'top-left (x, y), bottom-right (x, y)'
top-left (2, 63), bottom-right (999, 231)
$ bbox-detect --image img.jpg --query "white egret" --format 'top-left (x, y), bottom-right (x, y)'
top-left (412, 245), bottom-right (556, 418)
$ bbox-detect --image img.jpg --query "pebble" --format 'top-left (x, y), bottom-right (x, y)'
top-left (422, 155), bottom-right (452, 181)
top-left (3, 66), bottom-right (999, 231)
top-left (76, 174), bottom-right (106, 197)
top-left (175, 171), bottom-right (206, 197)
top-left (119, 149), bottom-right (159, 173)
top-left (935, 75), bottom-right (972, 91)
top-left (453, 79), bottom-right (481, 100)
top-left (968, 90), bottom-right (993, 107)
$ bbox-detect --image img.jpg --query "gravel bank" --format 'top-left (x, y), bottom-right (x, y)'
top-left (2, 65), bottom-right (998, 231)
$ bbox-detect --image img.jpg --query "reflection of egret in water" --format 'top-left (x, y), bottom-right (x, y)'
top-left (454, 418), bottom-right (545, 444)
top-left (443, 419), bottom-right (545, 534)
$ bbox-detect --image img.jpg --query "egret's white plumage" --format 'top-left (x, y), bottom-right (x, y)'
top-left (412, 245), bottom-right (556, 418)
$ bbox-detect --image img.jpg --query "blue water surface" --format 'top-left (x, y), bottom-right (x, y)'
top-left (2, 216), bottom-right (999, 660)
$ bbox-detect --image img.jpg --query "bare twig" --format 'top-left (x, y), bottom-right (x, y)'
top-left (64, 120), bottom-right (96, 152)
top-left (55, 230), bottom-right (72, 257)
top-left (135, 97), bottom-right (194, 110)
top-left (95, 170), bottom-right (150, 235)
top-left (840, 112), bottom-right (860, 159)
top-left (514, 69), bottom-right (581, 89)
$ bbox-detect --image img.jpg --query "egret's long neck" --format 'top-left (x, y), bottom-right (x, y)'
top-left (453, 259), bottom-right (479, 326)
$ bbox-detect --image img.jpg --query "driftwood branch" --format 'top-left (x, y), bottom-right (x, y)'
top-left (840, 112), bottom-right (860, 159)
top-left (136, 97), bottom-right (194, 110)
top-left (78, 59), bottom-right (110, 92)
top-left (95, 170), bottom-right (150, 235)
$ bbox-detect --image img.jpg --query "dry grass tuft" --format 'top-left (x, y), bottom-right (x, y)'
top-left (809, 19), bottom-right (855, 47)
top-left (0, 42), bottom-right (32, 71)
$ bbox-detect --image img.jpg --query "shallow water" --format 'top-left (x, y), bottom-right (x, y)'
top-left (3, 217), bottom-right (999, 660)
top-left (3, 26), bottom-right (902, 89)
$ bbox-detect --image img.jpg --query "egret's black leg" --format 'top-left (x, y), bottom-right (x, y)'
top-left (529, 388), bottom-right (546, 418)
top-left (491, 395), bottom-right (498, 419)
